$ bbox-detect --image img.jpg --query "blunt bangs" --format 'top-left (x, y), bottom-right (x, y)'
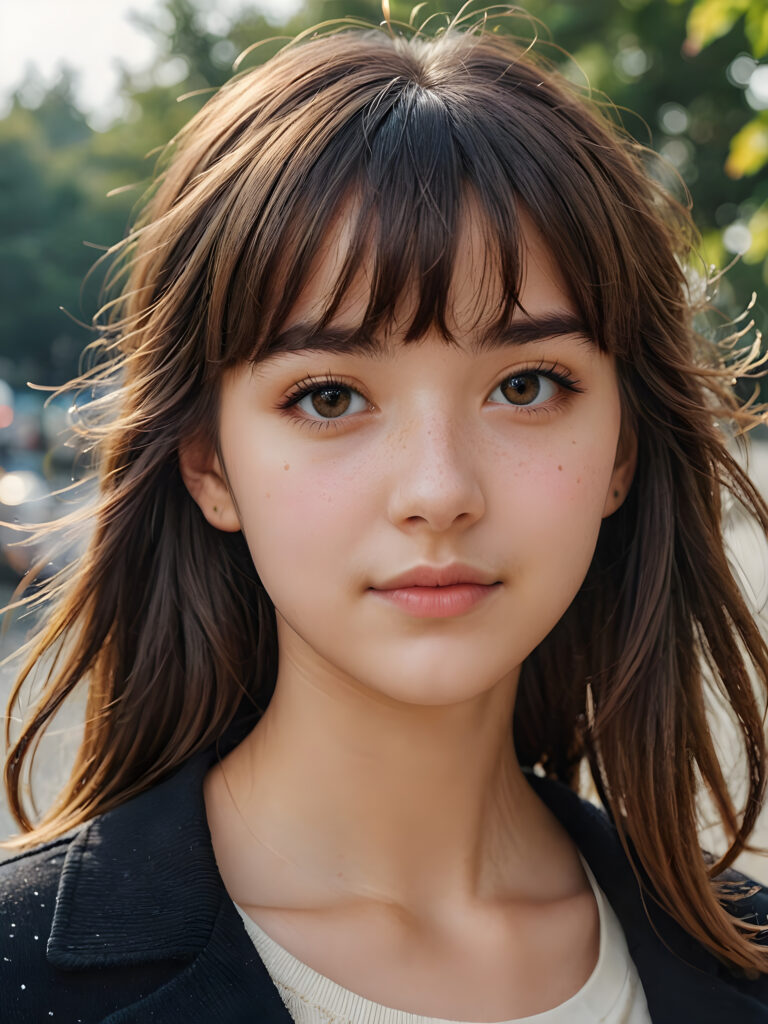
top-left (189, 29), bottom-right (676, 372)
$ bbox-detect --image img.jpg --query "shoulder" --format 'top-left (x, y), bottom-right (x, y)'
top-left (525, 771), bottom-right (768, 990)
top-left (0, 751), bottom-right (255, 1023)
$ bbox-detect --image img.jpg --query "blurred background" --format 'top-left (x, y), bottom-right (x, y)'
top-left (0, 0), bottom-right (767, 869)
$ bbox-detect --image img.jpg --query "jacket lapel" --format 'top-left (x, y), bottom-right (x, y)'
top-left (47, 748), bottom-right (293, 1022)
top-left (101, 900), bottom-right (292, 1024)
top-left (48, 754), bottom-right (220, 968)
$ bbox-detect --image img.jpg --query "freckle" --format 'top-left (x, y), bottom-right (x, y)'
top-left (576, 477), bottom-right (581, 484)
top-left (283, 463), bottom-right (290, 471)
top-left (557, 465), bottom-right (562, 471)
top-left (571, 439), bottom-right (576, 445)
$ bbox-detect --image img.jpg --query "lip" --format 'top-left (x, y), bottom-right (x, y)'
top-left (369, 564), bottom-right (502, 619)
top-left (374, 563), bottom-right (501, 590)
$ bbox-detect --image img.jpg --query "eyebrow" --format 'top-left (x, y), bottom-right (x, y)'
top-left (474, 311), bottom-right (592, 353)
top-left (261, 310), bottom-right (591, 360)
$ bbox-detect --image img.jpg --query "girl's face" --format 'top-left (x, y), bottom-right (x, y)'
top-left (189, 208), bottom-right (633, 707)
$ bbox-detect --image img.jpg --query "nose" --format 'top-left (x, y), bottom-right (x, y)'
top-left (386, 413), bottom-right (486, 534)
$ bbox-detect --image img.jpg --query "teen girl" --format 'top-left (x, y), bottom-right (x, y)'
top-left (3, 8), bottom-right (768, 1022)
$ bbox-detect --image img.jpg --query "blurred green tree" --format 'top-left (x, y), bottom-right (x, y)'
top-left (0, 79), bottom-right (119, 385)
top-left (678, 0), bottom-right (768, 313)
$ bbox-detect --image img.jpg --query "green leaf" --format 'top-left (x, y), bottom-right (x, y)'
top-left (745, 2), bottom-right (768, 57)
top-left (685, 0), bottom-right (749, 54)
top-left (744, 203), bottom-right (768, 264)
top-left (725, 114), bottom-right (768, 178)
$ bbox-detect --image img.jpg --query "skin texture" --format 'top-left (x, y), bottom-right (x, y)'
top-left (180, 207), bottom-right (636, 1019)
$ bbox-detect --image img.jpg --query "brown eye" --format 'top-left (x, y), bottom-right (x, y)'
top-left (310, 387), bottom-right (351, 417)
top-left (499, 374), bottom-right (541, 405)
top-left (293, 382), bottom-right (367, 420)
top-left (488, 368), bottom-right (580, 411)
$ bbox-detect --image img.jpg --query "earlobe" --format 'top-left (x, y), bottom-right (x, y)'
top-left (178, 439), bottom-right (241, 533)
top-left (602, 422), bottom-right (638, 518)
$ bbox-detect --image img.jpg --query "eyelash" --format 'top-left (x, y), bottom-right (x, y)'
top-left (278, 364), bottom-right (584, 430)
top-left (277, 373), bottom-right (372, 431)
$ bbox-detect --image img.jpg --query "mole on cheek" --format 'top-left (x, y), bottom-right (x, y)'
top-left (558, 465), bottom-right (563, 471)
top-left (283, 463), bottom-right (290, 471)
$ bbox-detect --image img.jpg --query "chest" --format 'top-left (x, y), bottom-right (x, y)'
top-left (240, 886), bottom-right (601, 1020)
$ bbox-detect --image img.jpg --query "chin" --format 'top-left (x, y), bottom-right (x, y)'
top-left (352, 661), bottom-right (516, 708)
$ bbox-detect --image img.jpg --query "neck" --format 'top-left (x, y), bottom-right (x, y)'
top-left (206, 646), bottom-right (572, 918)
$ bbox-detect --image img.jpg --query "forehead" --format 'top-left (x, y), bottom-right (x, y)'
top-left (262, 200), bottom-right (581, 359)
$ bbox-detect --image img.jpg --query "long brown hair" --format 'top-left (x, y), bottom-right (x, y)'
top-left (5, 8), bottom-right (768, 974)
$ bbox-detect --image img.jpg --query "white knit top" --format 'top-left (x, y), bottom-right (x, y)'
top-left (234, 854), bottom-right (652, 1023)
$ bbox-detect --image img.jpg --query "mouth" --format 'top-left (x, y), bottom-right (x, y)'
top-left (374, 563), bottom-right (500, 590)
top-left (369, 564), bottom-right (502, 618)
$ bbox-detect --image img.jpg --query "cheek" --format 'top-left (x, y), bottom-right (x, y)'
top-left (558, 441), bottom-right (617, 516)
top-left (494, 423), bottom-right (616, 514)
top-left (492, 426), bottom-right (619, 596)
top-left (540, 392), bottom-right (623, 524)
top-left (229, 444), bottom-right (371, 597)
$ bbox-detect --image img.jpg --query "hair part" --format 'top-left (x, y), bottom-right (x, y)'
top-left (5, 9), bottom-right (768, 975)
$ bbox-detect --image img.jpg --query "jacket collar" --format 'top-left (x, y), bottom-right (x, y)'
top-left (47, 748), bottom-right (768, 1023)
top-left (48, 749), bottom-right (222, 968)
top-left (48, 745), bottom-right (294, 1022)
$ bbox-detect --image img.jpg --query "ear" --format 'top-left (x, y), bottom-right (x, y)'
top-left (178, 437), bottom-right (241, 533)
top-left (602, 419), bottom-right (638, 518)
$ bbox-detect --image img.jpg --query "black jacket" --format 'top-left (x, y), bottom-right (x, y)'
top-left (3, 745), bottom-right (768, 1023)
